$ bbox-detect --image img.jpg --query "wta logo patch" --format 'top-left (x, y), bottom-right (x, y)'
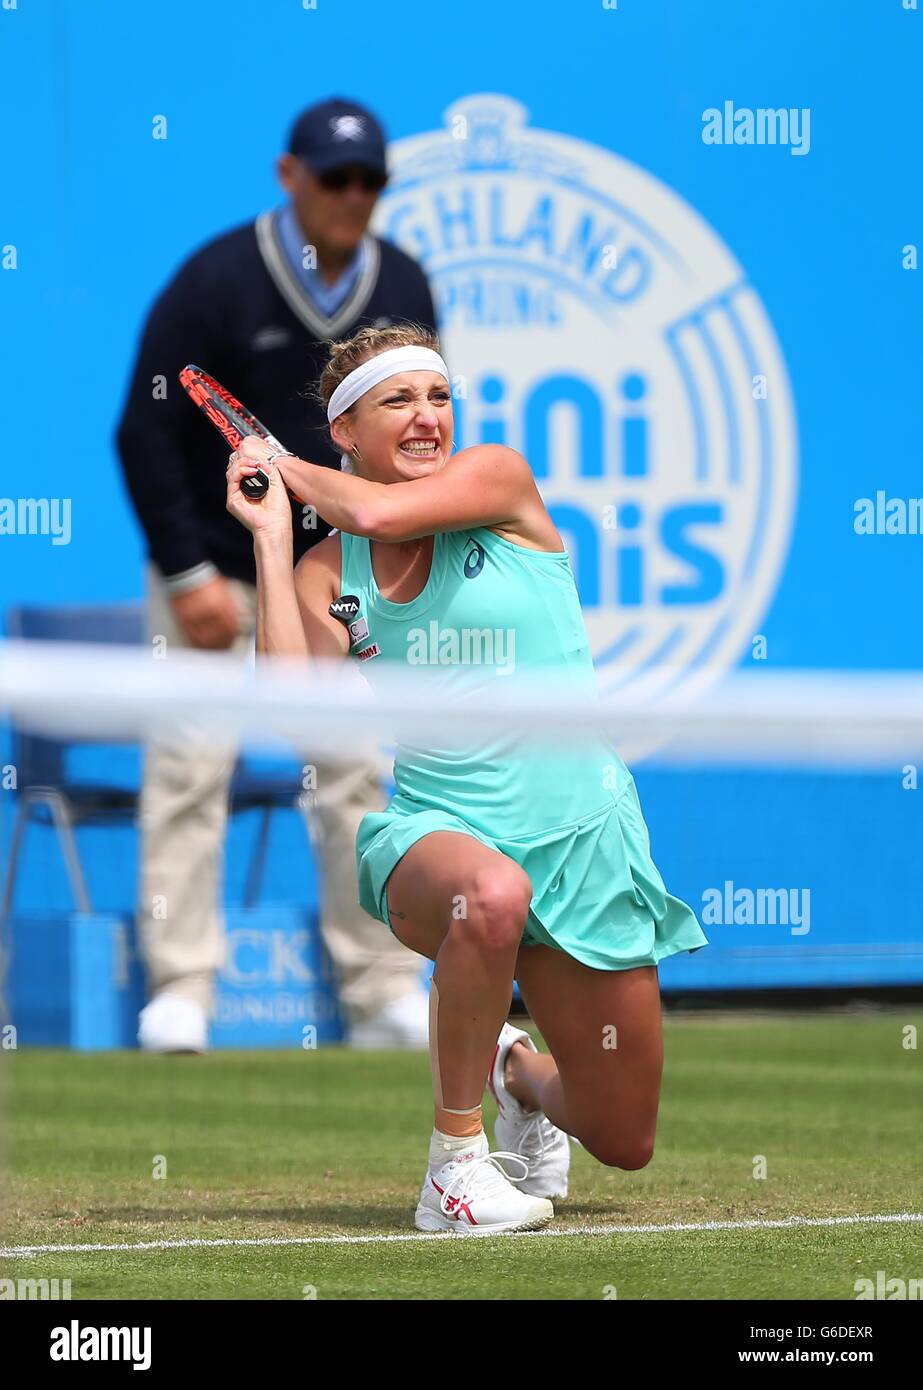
top-left (329, 594), bottom-right (361, 621)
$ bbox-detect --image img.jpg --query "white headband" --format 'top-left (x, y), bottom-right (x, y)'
top-left (326, 345), bottom-right (450, 423)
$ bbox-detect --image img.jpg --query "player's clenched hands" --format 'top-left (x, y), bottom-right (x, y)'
top-left (226, 436), bottom-right (292, 535)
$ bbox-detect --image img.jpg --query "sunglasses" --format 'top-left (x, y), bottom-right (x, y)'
top-left (316, 165), bottom-right (388, 193)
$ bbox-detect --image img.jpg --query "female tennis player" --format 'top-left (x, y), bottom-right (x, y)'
top-left (226, 323), bottom-right (707, 1235)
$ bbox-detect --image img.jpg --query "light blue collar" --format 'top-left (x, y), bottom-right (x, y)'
top-left (275, 204), bottom-right (367, 316)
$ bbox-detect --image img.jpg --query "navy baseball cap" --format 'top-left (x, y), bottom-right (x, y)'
top-left (287, 98), bottom-right (387, 175)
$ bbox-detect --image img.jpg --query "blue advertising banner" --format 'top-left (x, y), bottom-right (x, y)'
top-left (2, 1), bottom-right (921, 1010)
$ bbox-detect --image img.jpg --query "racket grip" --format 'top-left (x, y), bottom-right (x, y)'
top-left (240, 469), bottom-right (271, 500)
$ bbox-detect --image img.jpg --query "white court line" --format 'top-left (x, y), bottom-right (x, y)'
top-left (2, 1212), bottom-right (920, 1258)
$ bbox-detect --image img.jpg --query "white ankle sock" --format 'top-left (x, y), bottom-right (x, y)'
top-left (429, 1128), bottom-right (487, 1168)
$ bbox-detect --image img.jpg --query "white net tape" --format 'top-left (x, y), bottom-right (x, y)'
top-left (1, 640), bottom-right (922, 768)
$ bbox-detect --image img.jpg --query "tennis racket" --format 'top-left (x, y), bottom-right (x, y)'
top-left (179, 364), bottom-right (287, 500)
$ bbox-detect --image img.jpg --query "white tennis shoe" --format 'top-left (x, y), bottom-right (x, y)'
top-left (414, 1131), bottom-right (554, 1235)
top-left (488, 1022), bottom-right (571, 1199)
top-left (137, 992), bottom-right (208, 1053)
top-left (348, 987), bottom-right (430, 1050)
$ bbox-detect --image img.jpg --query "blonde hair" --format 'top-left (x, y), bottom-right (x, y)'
top-left (317, 321), bottom-right (442, 418)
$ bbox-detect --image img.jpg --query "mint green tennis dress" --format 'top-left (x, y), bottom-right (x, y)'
top-left (341, 526), bottom-right (707, 972)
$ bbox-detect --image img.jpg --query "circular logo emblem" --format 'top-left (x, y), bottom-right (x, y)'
top-left (375, 94), bottom-right (797, 718)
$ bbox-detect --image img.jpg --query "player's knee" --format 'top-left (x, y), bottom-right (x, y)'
top-left (457, 863), bottom-right (532, 952)
top-left (585, 1133), bottom-right (655, 1171)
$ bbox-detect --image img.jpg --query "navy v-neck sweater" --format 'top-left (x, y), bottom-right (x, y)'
top-left (115, 210), bottom-right (437, 585)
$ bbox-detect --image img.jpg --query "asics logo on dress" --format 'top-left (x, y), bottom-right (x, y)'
top-left (464, 541), bottom-right (485, 578)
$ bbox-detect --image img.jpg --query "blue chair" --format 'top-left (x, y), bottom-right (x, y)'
top-left (228, 761), bottom-right (311, 907)
top-left (1, 603), bottom-right (307, 917)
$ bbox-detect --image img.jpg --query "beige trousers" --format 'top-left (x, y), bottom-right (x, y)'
top-left (136, 568), bottom-right (423, 1023)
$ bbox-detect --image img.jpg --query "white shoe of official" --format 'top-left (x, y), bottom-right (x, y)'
top-left (348, 987), bottom-right (430, 1050)
top-left (488, 1022), bottom-right (571, 1199)
top-left (415, 1130), bottom-right (554, 1235)
top-left (138, 992), bottom-right (208, 1053)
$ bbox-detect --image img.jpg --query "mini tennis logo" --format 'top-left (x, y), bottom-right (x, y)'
top-left (376, 95), bottom-right (798, 716)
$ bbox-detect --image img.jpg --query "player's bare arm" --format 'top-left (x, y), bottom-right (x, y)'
top-left (292, 535), bottom-right (350, 660)
top-left (234, 438), bottom-right (561, 551)
top-left (226, 447), bottom-right (307, 660)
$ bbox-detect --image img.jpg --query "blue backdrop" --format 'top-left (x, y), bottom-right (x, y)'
top-left (2, 0), bottom-right (921, 991)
